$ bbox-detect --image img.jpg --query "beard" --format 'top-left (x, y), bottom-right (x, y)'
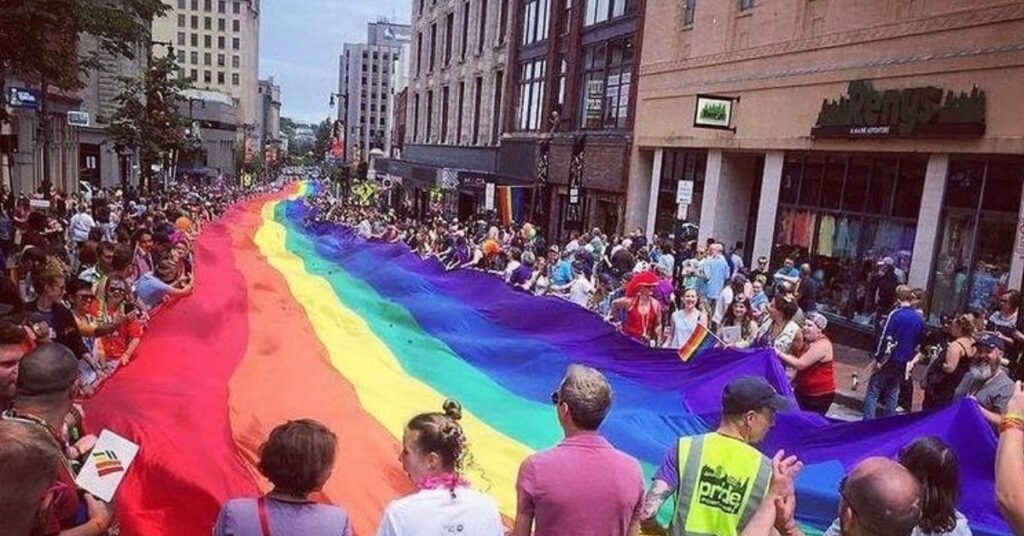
top-left (971, 364), bottom-right (995, 382)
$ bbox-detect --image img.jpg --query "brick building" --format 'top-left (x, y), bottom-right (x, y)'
top-left (499, 0), bottom-right (645, 240)
top-left (627, 0), bottom-right (1024, 337)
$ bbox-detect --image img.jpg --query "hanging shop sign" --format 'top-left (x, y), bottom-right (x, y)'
top-left (564, 135), bottom-right (586, 229)
top-left (5, 87), bottom-right (39, 109)
top-left (693, 94), bottom-right (737, 131)
top-left (812, 80), bottom-right (986, 139)
top-left (484, 183), bottom-right (495, 210)
top-left (67, 111), bottom-right (90, 127)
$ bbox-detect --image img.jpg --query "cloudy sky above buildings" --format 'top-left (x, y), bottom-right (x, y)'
top-left (260, 0), bottom-right (409, 125)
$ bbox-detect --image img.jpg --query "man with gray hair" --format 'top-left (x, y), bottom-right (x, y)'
top-left (511, 364), bottom-right (644, 536)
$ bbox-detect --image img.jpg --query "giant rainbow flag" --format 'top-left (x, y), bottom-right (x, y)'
top-left (83, 182), bottom-right (1010, 535)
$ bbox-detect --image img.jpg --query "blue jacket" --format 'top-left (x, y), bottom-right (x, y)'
top-left (875, 305), bottom-right (925, 365)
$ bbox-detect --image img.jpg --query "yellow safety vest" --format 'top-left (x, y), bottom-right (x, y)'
top-left (670, 432), bottom-right (771, 536)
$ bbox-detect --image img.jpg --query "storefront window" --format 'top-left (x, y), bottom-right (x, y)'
top-left (654, 150), bottom-right (706, 237)
top-left (930, 158), bottom-right (1024, 322)
top-left (772, 154), bottom-right (925, 328)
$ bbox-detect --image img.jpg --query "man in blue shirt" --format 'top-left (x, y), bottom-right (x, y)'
top-left (700, 243), bottom-right (730, 303)
top-left (773, 257), bottom-right (800, 288)
top-left (550, 250), bottom-right (574, 287)
top-left (863, 286), bottom-right (925, 419)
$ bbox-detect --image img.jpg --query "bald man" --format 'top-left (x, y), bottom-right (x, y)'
top-left (823, 457), bottom-right (922, 536)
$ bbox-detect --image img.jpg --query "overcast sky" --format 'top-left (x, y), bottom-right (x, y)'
top-left (260, 0), bottom-right (410, 125)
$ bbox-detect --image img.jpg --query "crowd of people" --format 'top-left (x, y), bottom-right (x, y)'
top-left (4, 178), bottom-right (1024, 536)
top-left (0, 180), bottom-right (281, 535)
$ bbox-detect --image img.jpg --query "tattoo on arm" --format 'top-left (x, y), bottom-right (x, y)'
top-left (641, 480), bottom-right (674, 521)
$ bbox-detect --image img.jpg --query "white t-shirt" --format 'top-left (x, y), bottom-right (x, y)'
top-left (568, 276), bottom-right (595, 307)
top-left (375, 488), bottom-right (504, 536)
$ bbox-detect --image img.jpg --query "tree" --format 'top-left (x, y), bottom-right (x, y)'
top-left (104, 52), bottom-right (192, 191)
top-left (312, 118), bottom-right (334, 162)
top-left (0, 0), bottom-right (167, 123)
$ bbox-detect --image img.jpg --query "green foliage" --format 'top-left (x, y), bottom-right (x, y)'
top-left (700, 102), bottom-right (728, 122)
top-left (0, 0), bottom-right (167, 123)
top-left (103, 51), bottom-right (193, 190)
top-left (312, 117), bottom-right (334, 161)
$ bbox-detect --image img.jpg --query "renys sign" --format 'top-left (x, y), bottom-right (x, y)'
top-left (812, 80), bottom-right (985, 139)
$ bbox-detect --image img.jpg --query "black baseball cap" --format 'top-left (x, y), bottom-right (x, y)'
top-left (722, 376), bottom-right (790, 414)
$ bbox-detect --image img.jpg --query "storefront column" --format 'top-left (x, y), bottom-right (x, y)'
top-left (697, 150), bottom-right (723, 245)
top-left (751, 151), bottom-right (784, 263)
top-left (644, 148), bottom-right (664, 239)
top-left (625, 146), bottom-right (654, 235)
top-left (908, 154), bottom-right (948, 288)
top-left (1009, 183), bottom-right (1024, 291)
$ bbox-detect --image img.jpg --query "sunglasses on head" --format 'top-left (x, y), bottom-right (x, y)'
top-left (550, 390), bottom-right (560, 405)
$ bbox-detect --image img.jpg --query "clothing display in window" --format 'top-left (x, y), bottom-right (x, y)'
top-left (816, 214), bottom-right (835, 257)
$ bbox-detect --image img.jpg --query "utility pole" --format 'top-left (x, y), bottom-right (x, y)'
top-left (39, 76), bottom-right (51, 198)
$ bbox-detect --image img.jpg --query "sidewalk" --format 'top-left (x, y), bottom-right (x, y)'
top-left (827, 341), bottom-right (927, 420)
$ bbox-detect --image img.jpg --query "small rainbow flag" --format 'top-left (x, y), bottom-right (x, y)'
top-left (678, 322), bottom-right (717, 362)
top-left (92, 450), bottom-right (125, 477)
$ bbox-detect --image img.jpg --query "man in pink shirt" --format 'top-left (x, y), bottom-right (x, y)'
top-left (512, 364), bottom-right (644, 536)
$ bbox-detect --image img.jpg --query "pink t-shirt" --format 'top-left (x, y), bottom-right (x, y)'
top-left (516, 433), bottom-right (644, 536)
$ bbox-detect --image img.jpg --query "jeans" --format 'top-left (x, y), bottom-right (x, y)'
top-left (862, 361), bottom-right (904, 420)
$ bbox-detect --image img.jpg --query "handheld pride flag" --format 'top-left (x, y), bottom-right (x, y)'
top-left (678, 322), bottom-right (718, 362)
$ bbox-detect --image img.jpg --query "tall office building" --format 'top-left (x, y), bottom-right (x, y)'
top-left (337, 21), bottom-right (411, 162)
top-left (152, 0), bottom-right (261, 134)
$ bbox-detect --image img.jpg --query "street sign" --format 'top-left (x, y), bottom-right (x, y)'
top-left (676, 180), bottom-right (694, 205)
top-left (67, 111), bottom-right (90, 127)
top-left (6, 87), bottom-right (39, 109)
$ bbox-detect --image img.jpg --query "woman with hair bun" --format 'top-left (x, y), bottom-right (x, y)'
top-left (376, 399), bottom-right (503, 536)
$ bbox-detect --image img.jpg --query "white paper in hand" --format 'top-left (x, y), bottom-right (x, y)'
top-left (74, 429), bottom-right (139, 502)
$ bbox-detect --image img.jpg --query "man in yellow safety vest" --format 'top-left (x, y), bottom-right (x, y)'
top-left (639, 376), bottom-right (793, 536)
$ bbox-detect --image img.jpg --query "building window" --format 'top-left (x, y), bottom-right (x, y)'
top-left (204, 34), bottom-right (212, 47)
top-left (232, 37), bottom-right (240, 50)
top-left (218, 18), bottom-right (225, 31)
top-left (773, 155), bottom-right (927, 327)
top-left (426, 90), bottom-right (434, 142)
top-left (178, 0), bottom-right (185, 8)
top-left (416, 32), bottom-right (423, 74)
top-left (233, 1), bottom-right (240, 14)
top-left (177, 50), bottom-right (186, 63)
top-left (218, 36), bottom-right (226, 49)
top-left (499, 0), bottom-right (510, 43)
top-left (584, 0), bottom-right (633, 26)
top-left (683, 0), bottom-right (696, 26)
top-left (579, 37), bottom-right (634, 129)
top-left (429, 23), bottom-right (437, 70)
top-left (190, 33), bottom-right (198, 46)
top-left (413, 93), bottom-right (420, 142)
top-left (477, 0), bottom-right (488, 54)
top-left (177, 32), bottom-right (186, 46)
top-left (218, 0), bottom-right (226, 12)
top-left (204, 52), bottom-right (211, 65)
top-left (204, 0), bottom-right (211, 10)
top-left (739, 0), bottom-right (754, 10)
top-left (217, 54), bottom-right (225, 66)
top-left (455, 82), bottom-right (465, 144)
top-left (191, 15), bottom-right (198, 28)
top-left (441, 86), bottom-right (450, 142)
top-left (190, 68), bottom-right (198, 81)
top-left (472, 76), bottom-right (482, 144)
top-left (191, 0), bottom-right (198, 9)
top-left (444, 12), bottom-right (454, 65)
top-left (217, 71), bottom-right (225, 84)
top-left (232, 19), bottom-right (240, 32)
top-left (492, 70), bottom-right (503, 143)
top-left (178, 14), bottom-right (186, 27)
top-left (232, 55), bottom-right (239, 68)
top-left (521, 0), bottom-right (551, 46)
top-left (461, 1), bottom-right (470, 61)
top-left (190, 51), bottom-right (199, 64)
top-left (204, 16), bottom-right (211, 30)
top-left (930, 157), bottom-right (1024, 321)
top-left (203, 70), bottom-right (211, 83)
top-left (516, 59), bottom-right (545, 131)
